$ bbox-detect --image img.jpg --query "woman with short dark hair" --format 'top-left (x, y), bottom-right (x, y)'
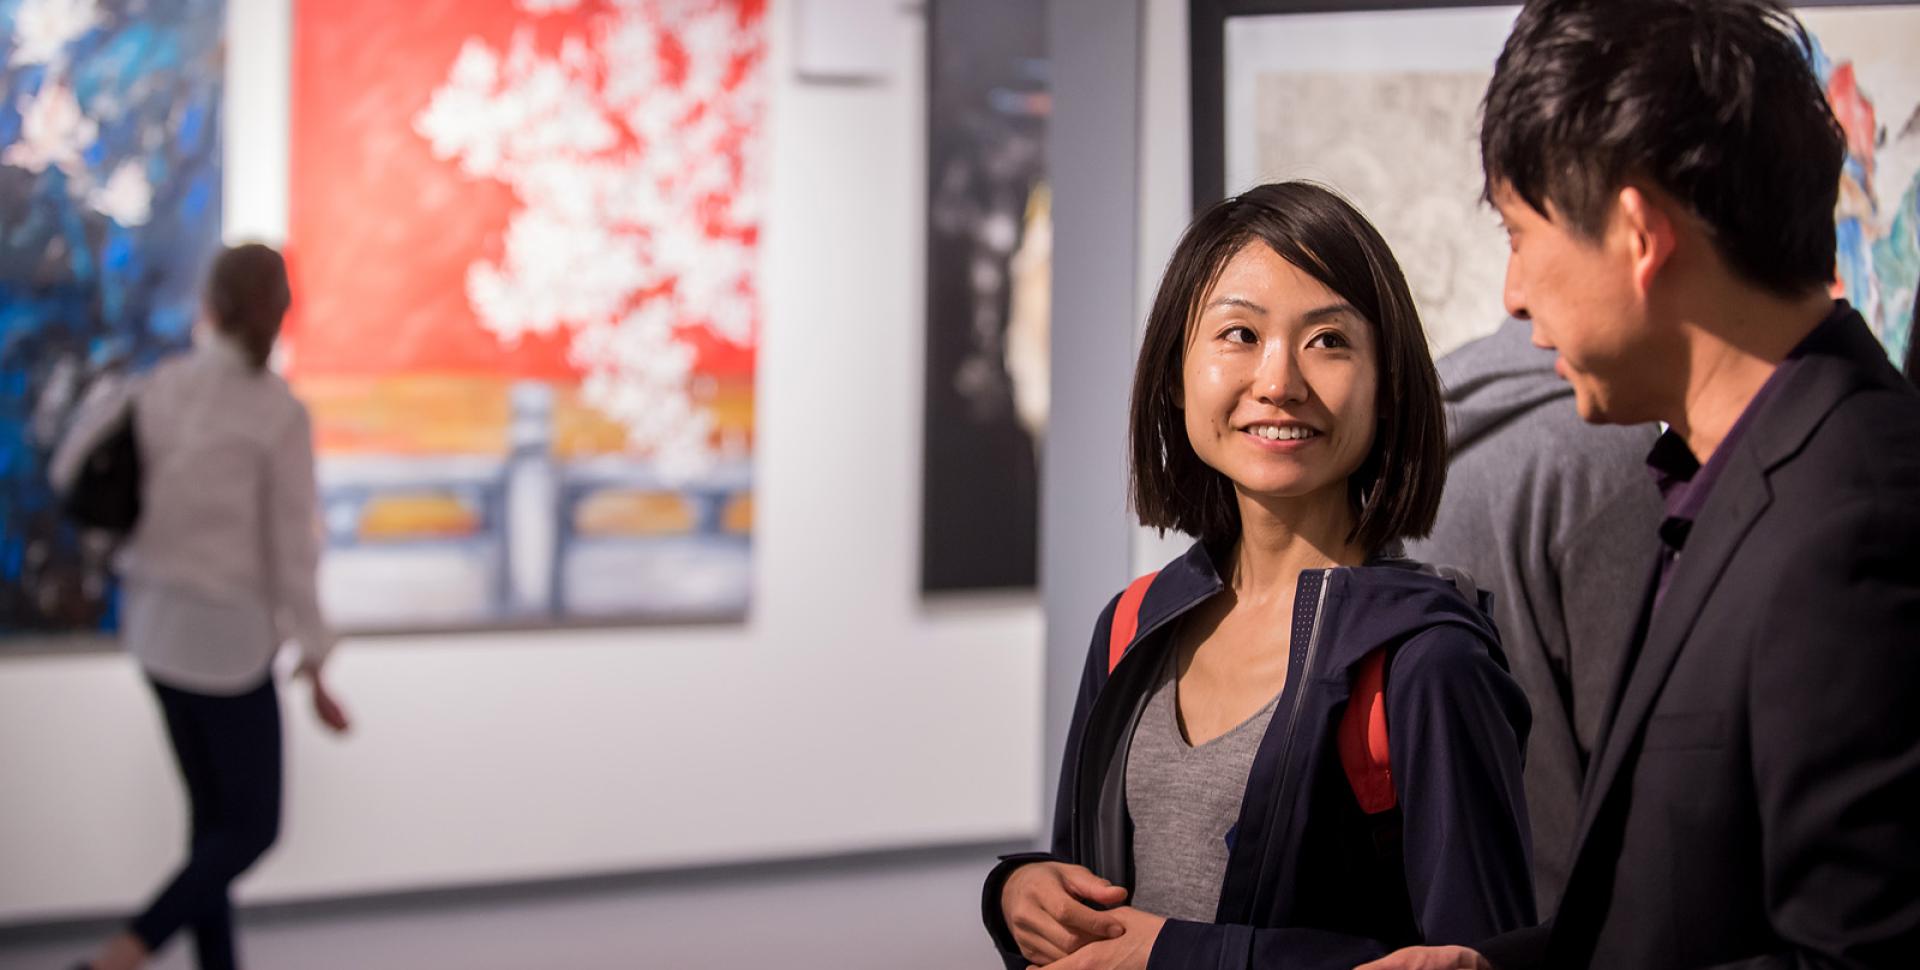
top-left (55, 243), bottom-right (347, 970)
top-left (981, 182), bottom-right (1534, 970)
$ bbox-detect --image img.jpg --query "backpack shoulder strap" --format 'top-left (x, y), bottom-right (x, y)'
top-left (1106, 571), bottom-right (1160, 673)
top-left (1339, 648), bottom-right (1397, 814)
top-left (1338, 568), bottom-right (1480, 815)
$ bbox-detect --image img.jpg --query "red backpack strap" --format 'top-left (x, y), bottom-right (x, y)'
top-left (1339, 648), bottom-right (1397, 814)
top-left (1107, 571), bottom-right (1160, 672)
top-left (1337, 570), bottom-right (1476, 815)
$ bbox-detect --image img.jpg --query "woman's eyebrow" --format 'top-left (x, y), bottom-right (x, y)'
top-left (1203, 296), bottom-right (1267, 315)
top-left (1300, 302), bottom-right (1357, 323)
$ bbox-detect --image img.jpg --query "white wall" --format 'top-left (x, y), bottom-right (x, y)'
top-left (1132, 0), bottom-right (1198, 577)
top-left (0, 0), bottom-right (1043, 924)
top-left (1039, 0), bottom-right (1147, 839)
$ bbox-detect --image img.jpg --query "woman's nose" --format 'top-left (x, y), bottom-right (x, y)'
top-left (1253, 342), bottom-right (1307, 406)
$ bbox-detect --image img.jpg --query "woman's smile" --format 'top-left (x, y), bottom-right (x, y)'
top-left (1239, 420), bottom-right (1324, 451)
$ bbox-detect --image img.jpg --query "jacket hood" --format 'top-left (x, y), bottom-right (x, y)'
top-left (1440, 317), bottom-right (1574, 454)
top-left (1313, 559), bottom-right (1504, 679)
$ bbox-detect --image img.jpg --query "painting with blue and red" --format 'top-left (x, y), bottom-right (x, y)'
top-left (1802, 6), bottom-right (1920, 367)
top-left (0, 0), bottom-right (224, 634)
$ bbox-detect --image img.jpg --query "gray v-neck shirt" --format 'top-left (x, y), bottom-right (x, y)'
top-left (1125, 650), bottom-right (1283, 922)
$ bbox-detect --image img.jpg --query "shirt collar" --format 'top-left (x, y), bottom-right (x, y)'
top-left (1642, 300), bottom-right (1851, 546)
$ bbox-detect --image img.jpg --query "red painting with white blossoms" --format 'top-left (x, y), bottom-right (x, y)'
top-left (288, 0), bottom-right (764, 630)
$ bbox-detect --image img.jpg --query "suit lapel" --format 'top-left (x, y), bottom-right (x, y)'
top-left (1570, 445), bottom-right (1771, 851)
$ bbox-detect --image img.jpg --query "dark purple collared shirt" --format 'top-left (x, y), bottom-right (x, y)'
top-left (1644, 302), bottom-right (1849, 608)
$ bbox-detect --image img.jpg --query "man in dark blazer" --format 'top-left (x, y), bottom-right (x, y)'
top-left (1364, 1), bottom-right (1920, 968)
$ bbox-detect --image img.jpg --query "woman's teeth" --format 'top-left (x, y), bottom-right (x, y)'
top-left (1249, 425), bottom-right (1315, 441)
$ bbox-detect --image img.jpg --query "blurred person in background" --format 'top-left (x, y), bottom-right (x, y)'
top-left (53, 243), bottom-right (349, 970)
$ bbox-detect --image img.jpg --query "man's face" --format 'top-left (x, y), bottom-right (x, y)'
top-left (1491, 183), bottom-right (1661, 426)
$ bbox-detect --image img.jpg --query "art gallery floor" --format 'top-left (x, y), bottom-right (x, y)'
top-left (0, 842), bottom-right (1021, 970)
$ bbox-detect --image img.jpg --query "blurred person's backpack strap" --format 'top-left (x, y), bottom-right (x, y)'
top-left (52, 374), bottom-right (143, 537)
top-left (64, 407), bottom-right (142, 535)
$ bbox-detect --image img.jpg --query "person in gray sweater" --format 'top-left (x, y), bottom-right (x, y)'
top-left (1406, 318), bottom-right (1661, 913)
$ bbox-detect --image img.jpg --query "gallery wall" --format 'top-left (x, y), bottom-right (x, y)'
top-left (0, 0), bottom-right (1043, 923)
top-left (1132, 0), bottom-right (1200, 578)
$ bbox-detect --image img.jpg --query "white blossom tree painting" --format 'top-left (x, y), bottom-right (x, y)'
top-left (287, 0), bottom-right (764, 630)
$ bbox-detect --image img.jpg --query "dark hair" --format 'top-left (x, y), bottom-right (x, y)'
top-left (205, 243), bottom-right (291, 370)
top-left (1128, 181), bottom-right (1446, 554)
top-left (1481, 0), bottom-right (1844, 297)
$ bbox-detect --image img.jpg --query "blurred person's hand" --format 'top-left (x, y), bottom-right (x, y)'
top-left (1028, 905), bottom-right (1162, 970)
top-left (299, 662), bottom-right (352, 734)
top-left (1355, 946), bottom-right (1493, 970)
top-left (1000, 861), bottom-right (1128, 964)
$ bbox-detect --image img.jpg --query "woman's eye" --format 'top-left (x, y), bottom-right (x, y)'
top-left (1307, 330), bottom-right (1350, 350)
top-left (1222, 325), bottom-right (1257, 345)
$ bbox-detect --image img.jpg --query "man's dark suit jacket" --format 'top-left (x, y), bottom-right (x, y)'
top-left (1480, 304), bottom-right (1920, 968)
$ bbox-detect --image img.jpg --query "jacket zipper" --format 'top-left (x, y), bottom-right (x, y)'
top-left (1277, 569), bottom-right (1334, 770)
top-left (1243, 567), bottom-right (1334, 901)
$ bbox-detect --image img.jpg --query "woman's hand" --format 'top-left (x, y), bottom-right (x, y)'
top-left (1000, 861), bottom-right (1129, 964)
top-left (298, 662), bottom-right (351, 734)
top-left (1029, 906), bottom-right (1164, 970)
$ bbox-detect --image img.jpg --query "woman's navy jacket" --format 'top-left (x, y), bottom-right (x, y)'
top-left (983, 541), bottom-right (1537, 969)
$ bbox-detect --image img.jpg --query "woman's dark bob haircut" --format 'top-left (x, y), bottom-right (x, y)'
top-left (1129, 181), bottom-right (1447, 554)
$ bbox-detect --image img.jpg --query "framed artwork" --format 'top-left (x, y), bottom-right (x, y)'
top-left (1800, 3), bottom-right (1920, 364)
top-left (923, 0), bottom-right (1048, 593)
top-left (1, 0), bottom-right (225, 636)
top-left (287, 0), bottom-right (765, 632)
top-left (1189, 0), bottom-right (1920, 361)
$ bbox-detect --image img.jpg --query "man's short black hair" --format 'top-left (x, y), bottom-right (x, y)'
top-left (1481, 0), bottom-right (1845, 297)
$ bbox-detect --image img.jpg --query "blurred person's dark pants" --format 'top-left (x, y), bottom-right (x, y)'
top-left (131, 675), bottom-right (281, 970)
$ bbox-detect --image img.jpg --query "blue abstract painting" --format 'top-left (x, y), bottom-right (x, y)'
top-left (1, 0), bottom-right (223, 634)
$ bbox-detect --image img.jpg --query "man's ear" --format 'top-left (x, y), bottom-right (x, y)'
top-left (1615, 185), bottom-right (1676, 296)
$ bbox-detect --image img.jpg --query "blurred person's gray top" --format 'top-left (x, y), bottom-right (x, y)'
top-left (1405, 318), bottom-right (1662, 914)
top-left (53, 331), bottom-right (334, 693)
